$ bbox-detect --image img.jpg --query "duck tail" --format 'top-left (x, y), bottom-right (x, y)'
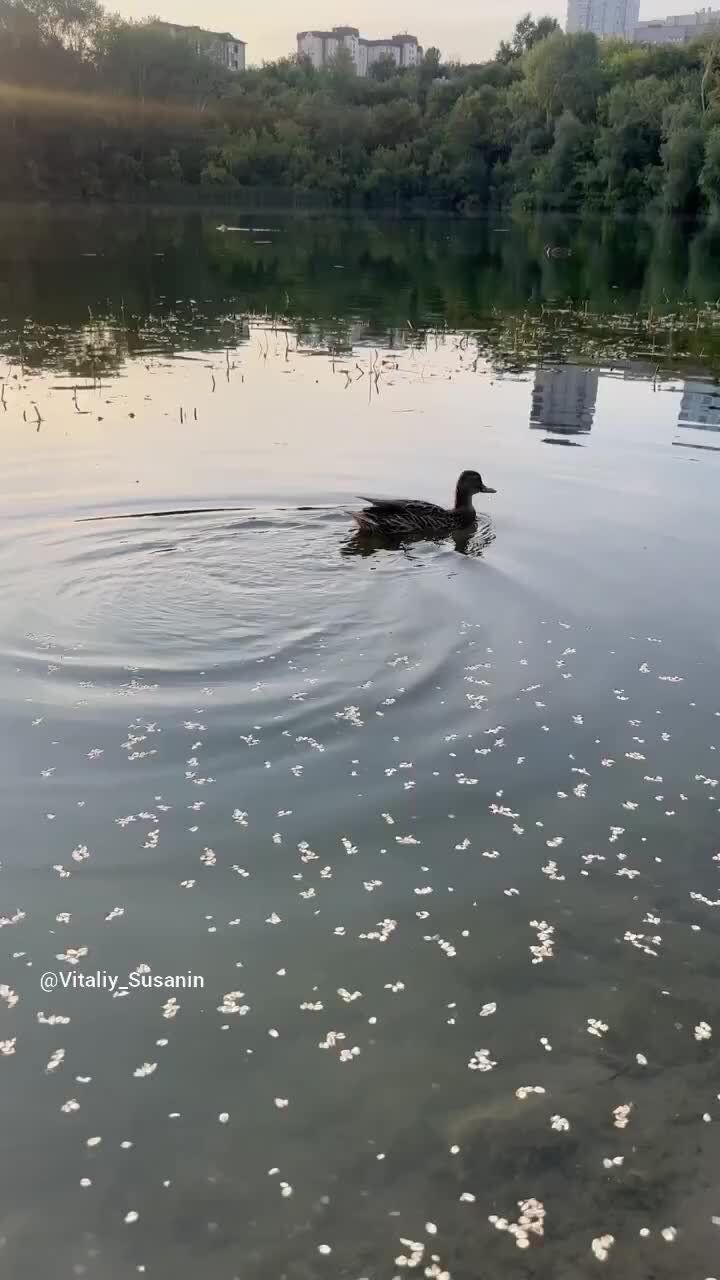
top-left (351, 510), bottom-right (376, 534)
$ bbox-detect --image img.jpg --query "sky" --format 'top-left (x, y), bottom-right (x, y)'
top-left (111, 1), bottom-right (698, 65)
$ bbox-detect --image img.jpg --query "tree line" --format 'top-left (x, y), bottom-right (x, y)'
top-left (3, 1), bottom-right (720, 211)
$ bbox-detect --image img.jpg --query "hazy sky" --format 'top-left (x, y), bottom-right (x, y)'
top-left (112, 1), bottom-right (696, 65)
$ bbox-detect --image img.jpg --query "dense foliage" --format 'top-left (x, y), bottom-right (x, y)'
top-left (4, 1), bottom-right (720, 211)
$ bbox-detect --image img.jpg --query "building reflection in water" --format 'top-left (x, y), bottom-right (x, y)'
top-left (530, 364), bottom-right (599, 442)
top-left (678, 379), bottom-right (720, 432)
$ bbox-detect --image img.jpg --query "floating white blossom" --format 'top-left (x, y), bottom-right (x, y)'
top-left (56, 946), bottom-right (88, 965)
top-left (529, 920), bottom-right (555, 964)
top-left (490, 1198), bottom-right (545, 1249)
top-left (613, 1103), bottom-right (633, 1129)
top-left (217, 992), bottom-right (249, 1015)
top-left (591, 1235), bottom-right (615, 1261)
top-left (468, 1048), bottom-right (496, 1072)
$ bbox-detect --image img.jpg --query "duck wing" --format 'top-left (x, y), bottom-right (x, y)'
top-left (357, 496), bottom-right (444, 516)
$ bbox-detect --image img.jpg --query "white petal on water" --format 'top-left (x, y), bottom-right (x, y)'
top-left (591, 1235), bottom-right (615, 1261)
top-left (550, 1115), bottom-right (570, 1131)
top-left (468, 1049), bottom-right (496, 1072)
top-left (613, 1103), bottom-right (633, 1129)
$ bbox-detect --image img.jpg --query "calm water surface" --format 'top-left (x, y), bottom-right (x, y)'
top-left (1, 209), bottom-right (720, 1280)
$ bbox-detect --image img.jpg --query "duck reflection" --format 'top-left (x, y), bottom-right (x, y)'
top-left (341, 519), bottom-right (496, 559)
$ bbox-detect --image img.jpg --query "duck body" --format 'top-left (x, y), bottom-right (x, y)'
top-left (352, 470), bottom-right (496, 541)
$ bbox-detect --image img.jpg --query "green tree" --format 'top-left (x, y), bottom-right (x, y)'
top-left (1, 0), bottom-right (101, 50)
top-left (97, 19), bottom-right (229, 104)
top-left (0, 3), bottom-right (715, 211)
top-left (661, 104), bottom-right (704, 210)
top-left (533, 110), bottom-right (591, 207)
top-left (496, 13), bottom-right (560, 65)
top-left (700, 126), bottom-right (720, 205)
top-left (147, 148), bottom-right (182, 184)
top-left (368, 54), bottom-right (397, 82)
top-left (420, 46), bottom-right (441, 79)
top-left (524, 31), bottom-right (603, 123)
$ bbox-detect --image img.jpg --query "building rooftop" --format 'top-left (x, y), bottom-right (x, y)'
top-left (157, 21), bottom-right (246, 44)
top-left (297, 26), bottom-right (359, 38)
top-left (298, 27), bottom-right (417, 44)
top-left (363, 34), bottom-right (418, 46)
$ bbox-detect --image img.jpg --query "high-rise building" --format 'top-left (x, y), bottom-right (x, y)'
top-left (566, 0), bottom-right (640, 38)
top-left (297, 26), bottom-right (422, 75)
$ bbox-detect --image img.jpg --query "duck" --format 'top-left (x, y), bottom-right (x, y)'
top-left (352, 470), bottom-right (496, 540)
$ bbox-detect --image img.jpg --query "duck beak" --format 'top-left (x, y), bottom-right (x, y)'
top-left (481, 485), bottom-right (496, 494)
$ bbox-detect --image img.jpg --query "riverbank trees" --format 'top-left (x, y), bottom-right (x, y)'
top-left (3, 1), bottom-right (720, 213)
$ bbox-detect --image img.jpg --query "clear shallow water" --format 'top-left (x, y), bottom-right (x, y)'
top-left (2, 210), bottom-right (720, 1279)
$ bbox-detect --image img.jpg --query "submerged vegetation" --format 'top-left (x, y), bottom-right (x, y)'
top-left (4, 3), bottom-right (720, 211)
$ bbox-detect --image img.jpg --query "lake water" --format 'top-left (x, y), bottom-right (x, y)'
top-left (2, 208), bottom-right (720, 1280)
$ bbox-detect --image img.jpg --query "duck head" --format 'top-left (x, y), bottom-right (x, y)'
top-left (455, 469), bottom-right (497, 507)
